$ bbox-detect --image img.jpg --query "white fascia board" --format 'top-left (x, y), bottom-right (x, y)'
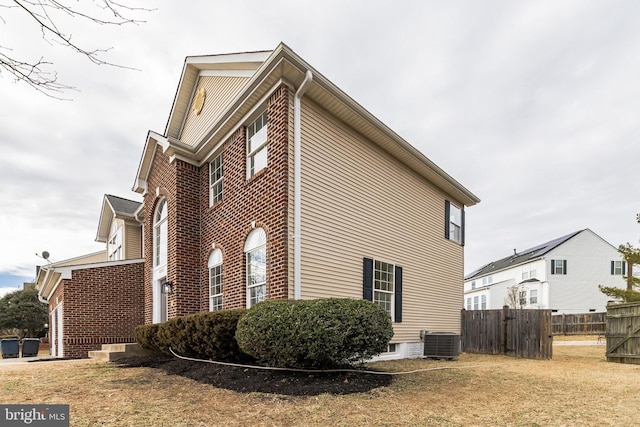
top-left (95, 195), bottom-right (115, 243)
top-left (184, 51), bottom-right (272, 68)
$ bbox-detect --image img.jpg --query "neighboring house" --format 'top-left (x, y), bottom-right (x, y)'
top-left (464, 229), bottom-right (626, 314)
top-left (36, 195), bottom-right (144, 358)
top-left (131, 42), bottom-right (480, 359)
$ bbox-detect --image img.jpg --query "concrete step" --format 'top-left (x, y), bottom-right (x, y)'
top-left (88, 343), bottom-right (159, 362)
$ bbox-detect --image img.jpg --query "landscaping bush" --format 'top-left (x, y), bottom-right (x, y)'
top-left (135, 309), bottom-right (250, 362)
top-left (134, 323), bottom-right (163, 352)
top-left (235, 298), bottom-right (394, 368)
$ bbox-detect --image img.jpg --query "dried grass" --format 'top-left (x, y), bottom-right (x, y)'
top-left (1, 342), bottom-right (638, 426)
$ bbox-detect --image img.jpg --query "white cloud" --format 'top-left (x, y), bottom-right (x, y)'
top-left (1, 0), bottom-right (639, 277)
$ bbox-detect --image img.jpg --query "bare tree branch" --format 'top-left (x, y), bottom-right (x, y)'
top-left (0, 0), bottom-right (152, 98)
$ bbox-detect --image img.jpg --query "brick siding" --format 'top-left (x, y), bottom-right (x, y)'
top-left (50, 261), bottom-right (144, 358)
top-left (142, 84), bottom-right (291, 321)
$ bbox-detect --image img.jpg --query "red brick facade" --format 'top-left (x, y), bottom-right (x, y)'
top-left (142, 84), bottom-right (291, 322)
top-left (48, 261), bottom-right (144, 358)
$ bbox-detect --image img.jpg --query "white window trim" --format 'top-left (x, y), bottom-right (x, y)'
top-left (208, 249), bottom-right (223, 311)
top-left (613, 260), bottom-right (624, 275)
top-left (373, 259), bottom-right (395, 318)
top-left (108, 226), bottom-right (122, 261)
top-left (247, 112), bottom-right (268, 178)
top-left (449, 203), bottom-right (462, 243)
top-left (244, 227), bottom-right (267, 308)
top-left (209, 153), bottom-right (223, 206)
top-left (154, 199), bottom-right (168, 268)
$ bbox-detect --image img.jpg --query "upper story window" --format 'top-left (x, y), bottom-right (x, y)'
top-left (471, 281), bottom-right (476, 290)
top-left (247, 111), bottom-right (268, 178)
top-left (482, 276), bottom-right (493, 285)
top-left (522, 265), bottom-right (538, 280)
top-left (108, 224), bottom-right (122, 261)
top-left (611, 260), bottom-right (626, 275)
top-left (208, 249), bottom-right (223, 311)
top-left (244, 227), bottom-right (266, 308)
top-left (209, 153), bottom-right (223, 206)
top-left (154, 199), bottom-right (168, 268)
top-left (445, 201), bottom-right (464, 244)
top-left (551, 259), bottom-right (567, 275)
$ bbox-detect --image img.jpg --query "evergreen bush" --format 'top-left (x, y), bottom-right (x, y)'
top-left (235, 298), bottom-right (394, 368)
top-left (134, 309), bottom-right (249, 362)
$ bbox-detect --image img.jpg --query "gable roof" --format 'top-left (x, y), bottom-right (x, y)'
top-left (465, 229), bottom-right (586, 281)
top-left (95, 194), bottom-right (142, 243)
top-left (133, 42), bottom-right (480, 208)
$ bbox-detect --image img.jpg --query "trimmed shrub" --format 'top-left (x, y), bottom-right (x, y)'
top-left (153, 309), bottom-right (249, 362)
top-left (134, 323), bottom-right (163, 352)
top-left (235, 298), bottom-right (394, 368)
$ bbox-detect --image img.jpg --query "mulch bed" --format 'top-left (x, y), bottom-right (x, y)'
top-left (114, 356), bottom-right (392, 396)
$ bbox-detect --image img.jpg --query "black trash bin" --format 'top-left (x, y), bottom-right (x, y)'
top-left (1, 338), bottom-right (19, 358)
top-left (22, 338), bottom-right (40, 357)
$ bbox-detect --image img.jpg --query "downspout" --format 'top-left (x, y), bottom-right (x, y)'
top-left (294, 70), bottom-right (313, 300)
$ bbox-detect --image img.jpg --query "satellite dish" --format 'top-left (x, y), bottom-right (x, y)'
top-left (42, 251), bottom-right (50, 260)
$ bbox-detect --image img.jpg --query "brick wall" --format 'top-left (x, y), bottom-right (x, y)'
top-left (200, 85), bottom-right (291, 311)
top-left (54, 261), bottom-right (144, 358)
top-left (142, 148), bottom-right (176, 324)
top-left (141, 83), bottom-right (291, 321)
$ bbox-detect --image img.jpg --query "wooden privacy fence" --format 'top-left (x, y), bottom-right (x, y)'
top-left (552, 312), bottom-right (606, 335)
top-left (461, 307), bottom-right (553, 360)
top-left (606, 302), bottom-right (640, 365)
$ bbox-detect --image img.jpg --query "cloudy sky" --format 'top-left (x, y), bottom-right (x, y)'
top-left (1, 0), bottom-right (639, 296)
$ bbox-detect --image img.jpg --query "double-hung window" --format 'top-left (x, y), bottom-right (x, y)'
top-left (208, 249), bottom-right (223, 311)
top-left (611, 260), bottom-right (626, 275)
top-left (551, 259), bottom-right (567, 275)
top-left (519, 290), bottom-right (527, 306)
top-left (209, 153), bottom-right (223, 205)
top-left (529, 289), bottom-right (538, 305)
top-left (445, 200), bottom-right (464, 244)
top-left (363, 258), bottom-right (403, 322)
top-left (373, 260), bottom-right (395, 315)
top-left (247, 112), bottom-right (268, 178)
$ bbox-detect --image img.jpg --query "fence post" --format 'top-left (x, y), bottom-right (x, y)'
top-left (502, 305), bottom-right (509, 355)
top-left (562, 313), bottom-right (566, 335)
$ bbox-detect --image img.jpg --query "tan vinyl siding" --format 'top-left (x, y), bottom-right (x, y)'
top-left (299, 100), bottom-right (464, 343)
top-left (179, 76), bottom-right (250, 146)
top-left (124, 223), bottom-right (142, 259)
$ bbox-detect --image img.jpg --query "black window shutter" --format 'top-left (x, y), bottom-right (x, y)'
top-left (461, 208), bottom-right (466, 246)
top-left (551, 260), bottom-right (556, 274)
top-left (394, 266), bottom-right (403, 323)
top-left (363, 258), bottom-right (373, 301)
top-left (444, 200), bottom-right (451, 239)
top-left (563, 260), bottom-right (567, 275)
top-left (611, 261), bottom-right (615, 275)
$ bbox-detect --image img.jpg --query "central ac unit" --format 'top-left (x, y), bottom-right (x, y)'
top-left (423, 332), bottom-right (460, 360)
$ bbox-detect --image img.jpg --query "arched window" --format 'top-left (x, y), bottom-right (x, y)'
top-left (208, 249), bottom-right (223, 311)
top-left (244, 227), bottom-right (266, 307)
top-left (154, 199), bottom-right (168, 268)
